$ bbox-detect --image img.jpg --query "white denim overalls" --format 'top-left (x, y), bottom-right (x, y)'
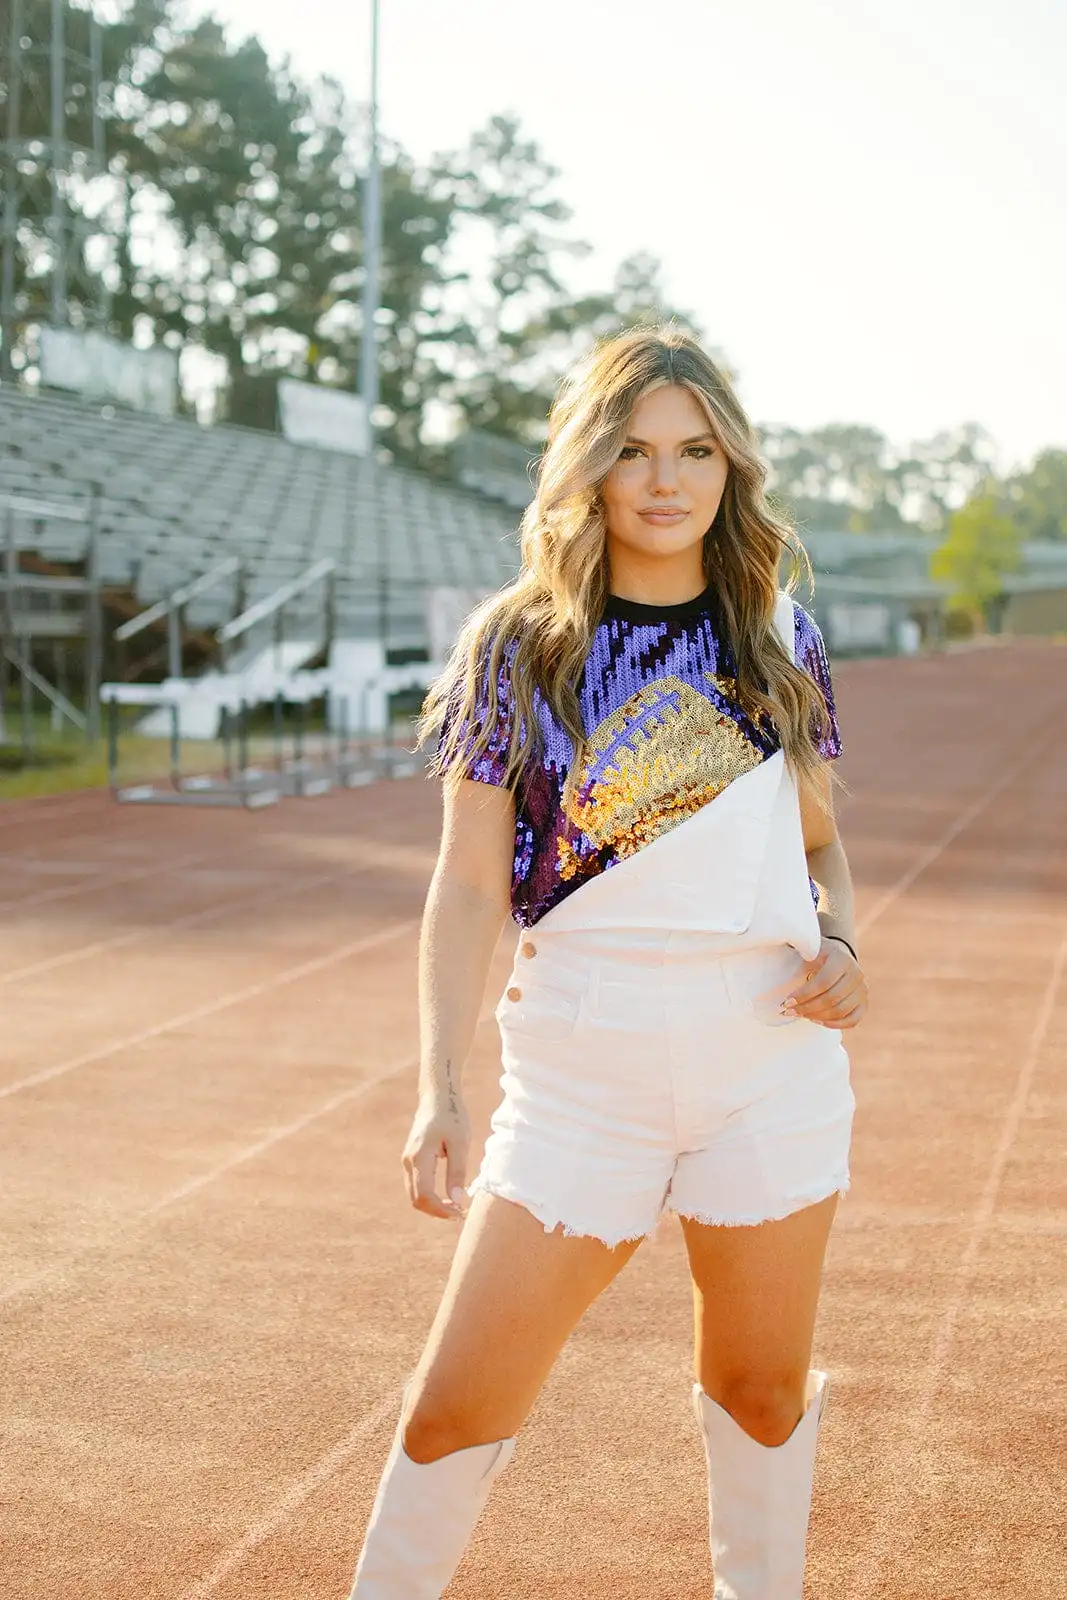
top-left (468, 592), bottom-right (856, 1245)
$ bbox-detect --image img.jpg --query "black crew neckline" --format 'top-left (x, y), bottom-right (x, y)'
top-left (602, 580), bottom-right (716, 624)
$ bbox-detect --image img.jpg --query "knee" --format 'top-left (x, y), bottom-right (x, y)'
top-left (400, 1390), bottom-right (480, 1465)
top-left (707, 1372), bottom-right (808, 1448)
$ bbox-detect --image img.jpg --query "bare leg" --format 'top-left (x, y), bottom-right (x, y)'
top-left (681, 1195), bottom-right (840, 1598)
top-left (681, 1192), bottom-right (839, 1445)
top-left (404, 1189), bottom-right (643, 1460)
top-left (350, 1192), bottom-right (643, 1596)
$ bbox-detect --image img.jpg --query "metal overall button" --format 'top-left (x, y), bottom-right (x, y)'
top-left (496, 955), bottom-right (584, 1043)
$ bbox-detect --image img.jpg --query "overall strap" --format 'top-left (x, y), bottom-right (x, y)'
top-left (772, 590), bottom-right (797, 665)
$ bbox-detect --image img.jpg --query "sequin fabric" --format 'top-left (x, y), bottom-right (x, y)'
top-left (440, 587), bottom-right (842, 929)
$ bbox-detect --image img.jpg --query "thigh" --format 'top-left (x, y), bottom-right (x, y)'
top-left (405, 1190), bottom-right (642, 1451)
top-left (681, 1192), bottom-right (839, 1393)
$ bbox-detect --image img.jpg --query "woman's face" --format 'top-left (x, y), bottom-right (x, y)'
top-left (601, 383), bottom-right (728, 569)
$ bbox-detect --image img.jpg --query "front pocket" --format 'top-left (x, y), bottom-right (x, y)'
top-left (495, 977), bottom-right (584, 1043)
top-left (721, 949), bottom-right (810, 1025)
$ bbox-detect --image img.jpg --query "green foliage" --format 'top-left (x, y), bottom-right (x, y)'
top-left (1004, 450), bottom-right (1067, 542)
top-left (929, 480), bottom-right (1022, 617)
top-left (4, 9), bottom-right (698, 461)
top-left (426, 117), bottom-right (701, 447)
top-left (0, 0), bottom-right (169, 332)
top-left (761, 421), bottom-right (1001, 537)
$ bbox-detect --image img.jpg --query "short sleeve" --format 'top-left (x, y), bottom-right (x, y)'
top-left (436, 638), bottom-right (517, 787)
top-left (793, 604), bottom-right (843, 760)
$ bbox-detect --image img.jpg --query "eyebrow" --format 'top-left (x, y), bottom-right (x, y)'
top-left (624, 433), bottom-right (717, 446)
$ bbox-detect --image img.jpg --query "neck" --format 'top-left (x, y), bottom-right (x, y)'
top-left (605, 553), bottom-right (708, 609)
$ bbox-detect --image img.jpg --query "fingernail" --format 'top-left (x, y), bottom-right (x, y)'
top-left (449, 1186), bottom-right (468, 1210)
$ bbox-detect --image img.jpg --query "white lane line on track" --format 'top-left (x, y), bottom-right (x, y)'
top-left (0, 918), bottom-right (419, 1100)
top-left (174, 1390), bottom-right (402, 1600)
top-left (851, 916), bottom-right (1067, 1597)
top-left (0, 1034), bottom-right (430, 1306)
top-left (854, 742), bottom-right (1042, 938)
top-left (0, 856), bottom-right (113, 874)
top-left (0, 1005), bottom-right (493, 1312)
top-left (0, 864), bottom-right (360, 985)
top-left (0, 843), bottom-right (219, 913)
top-left (0, 794), bottom-right (104, 829)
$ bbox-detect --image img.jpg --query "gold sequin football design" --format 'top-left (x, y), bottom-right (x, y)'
top-left (560, 674), bottom-right (765, 864)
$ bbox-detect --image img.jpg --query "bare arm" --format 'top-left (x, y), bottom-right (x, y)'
top-left (789, 760), bottom-right (869, 1029)
top-left (808, 839), bottom-right (858, 957)
top-left (403, 777), bottom-right (515, 1220)
top-left (798, 760), bottom-right (859, 956)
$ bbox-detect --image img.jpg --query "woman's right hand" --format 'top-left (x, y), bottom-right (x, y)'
top-left (401, 1093), bottom-right (472, 1222)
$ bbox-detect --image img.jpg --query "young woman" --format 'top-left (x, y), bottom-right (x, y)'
top-left (349, 327), bottom-right (869, 1599)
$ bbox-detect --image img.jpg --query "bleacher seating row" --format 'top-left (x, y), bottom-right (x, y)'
top-left (0, 388), bottom-right (523, 650)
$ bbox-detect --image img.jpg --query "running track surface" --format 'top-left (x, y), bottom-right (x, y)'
top-left (1, 640), bottom-right (1064, 1600)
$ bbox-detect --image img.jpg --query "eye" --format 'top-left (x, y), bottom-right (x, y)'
top-left (617, 445), bottom-right (643, 461)
top-left (685, 445), bottom-right (715, 459)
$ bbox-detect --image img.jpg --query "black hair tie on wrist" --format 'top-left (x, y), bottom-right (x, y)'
top-left (826, 934), bottom-right (859, 963)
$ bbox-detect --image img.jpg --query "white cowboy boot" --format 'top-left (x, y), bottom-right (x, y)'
top-left (692, 1368), bottom-right (830, 1599)
top-left (349, 1413), bottom-right (516, 1598)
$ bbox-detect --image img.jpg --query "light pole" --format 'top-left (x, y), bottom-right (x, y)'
top-left (359, 0), bottom-right (381, 448)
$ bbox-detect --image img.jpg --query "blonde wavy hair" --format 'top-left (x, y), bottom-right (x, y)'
top-left (418, 325), bottom-right (836, 812)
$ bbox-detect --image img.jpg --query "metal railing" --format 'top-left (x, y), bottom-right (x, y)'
top-left (216, 557), bottom-right (335, 652)
top-left (0, 486), bottom-right (101, 743)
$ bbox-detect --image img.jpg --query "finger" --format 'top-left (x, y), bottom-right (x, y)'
top-left (796, 986), bottom-right (859, 1023)
top-left (445, 1140), bottom-right (470, 1217)
top-left (414, 1189), bottom-right (457, 1220)
top-left (410, 1145), bottom-right (456, 1220)
top-left (791, 972), bottom-right (863, 1021)
top-left (779, 954), bottom-right (843, 1009)
top-left (807, 946), bottom-right (830, 976)
top-left (797, 951), bottom-right (854, 1003)
top-left (834, 994), bottom-right (870, 1029)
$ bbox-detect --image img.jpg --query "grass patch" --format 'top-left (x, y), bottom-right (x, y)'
top-left (0, 745), bottom-right (107, 800)
top-left (0, 719), bottom-right (423, 802)
top-left (0, 732), bottom-right (242, 801)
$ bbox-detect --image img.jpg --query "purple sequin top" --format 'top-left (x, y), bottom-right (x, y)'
top-left (441, 584), bottom-right (842, 928)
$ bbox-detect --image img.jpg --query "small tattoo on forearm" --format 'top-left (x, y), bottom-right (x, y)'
top-left (444, 1057), bottom-right (458, 1115)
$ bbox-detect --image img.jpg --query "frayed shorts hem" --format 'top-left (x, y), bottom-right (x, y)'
top-left (466, 1177), bottom-right (653, 1250)
top-left (467, 1173), bottom-right (851, 1250)
top-left (667, 1173), bottom-right (851, 1230)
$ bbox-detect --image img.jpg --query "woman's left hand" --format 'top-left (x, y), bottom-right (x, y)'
top-left (780, 938), bottom-right (869, 1030)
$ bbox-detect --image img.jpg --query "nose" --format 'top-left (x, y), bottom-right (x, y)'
top-left (648, 452), bottom-right (680, 496)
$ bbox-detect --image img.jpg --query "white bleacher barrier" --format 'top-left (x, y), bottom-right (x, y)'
top-left (327, 642), bottom-right (442, 738)
top-left (131, 673), bottom-right (231, 740)
top-left (327, 639), bottom-right (387, 733)
top-left (827, 602), bottom-right (892, 652)
top-left (277, 379), bottom-right (370, 457)
top-left (222, 639), bottom-right (321, 698)
top-left (40, 328), bottom-right (179, 417)
top-left (425, 586), bottom-right (495, 663)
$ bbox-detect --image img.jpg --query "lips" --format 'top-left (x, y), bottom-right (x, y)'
top-left (639, 508), bottom-right (689, 524)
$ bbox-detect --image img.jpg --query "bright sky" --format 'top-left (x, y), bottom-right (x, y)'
top-left (202, 0), bottom-right (1066, 472)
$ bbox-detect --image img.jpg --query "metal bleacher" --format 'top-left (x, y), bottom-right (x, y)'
top-left (0, 385), bottom-right (525, 804)
top-left (0, 387), bottom-right (521, 641)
